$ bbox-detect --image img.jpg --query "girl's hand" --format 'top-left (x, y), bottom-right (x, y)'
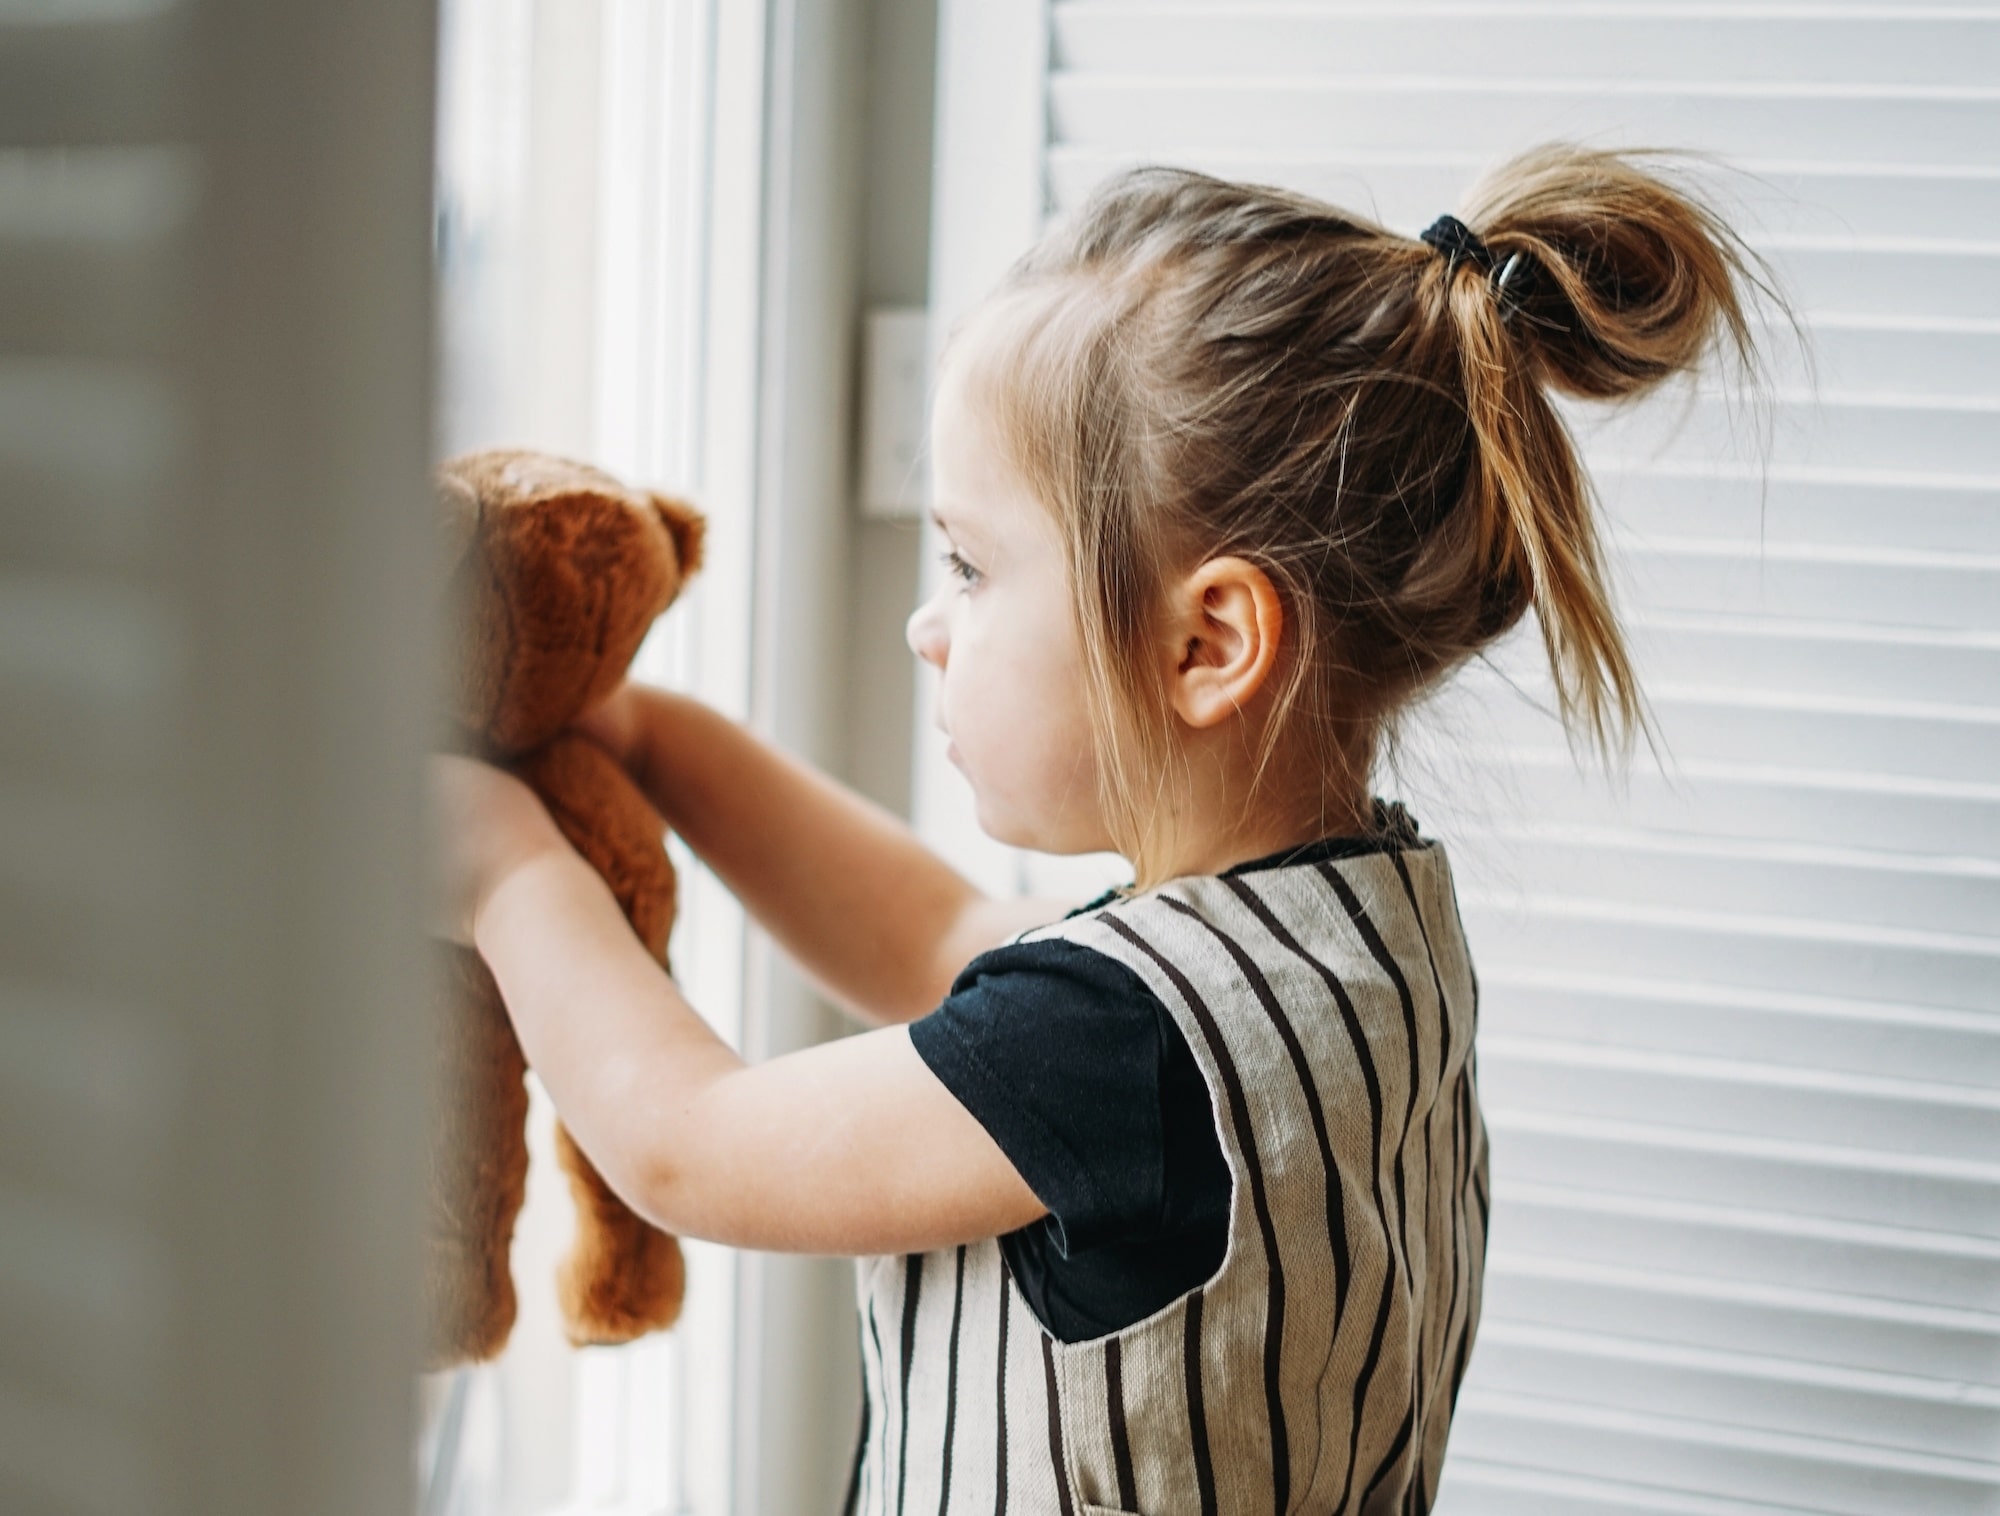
top-left (573, 680), bottom-right (650, 780)
top-left (427, 753), bottom-right (570, 946)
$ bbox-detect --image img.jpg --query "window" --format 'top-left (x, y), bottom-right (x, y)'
top-left (424, 2), bottom-right (752, 1510)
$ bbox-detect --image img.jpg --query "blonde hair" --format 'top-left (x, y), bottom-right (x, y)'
top-left (951, 144), bottom-right (1771, 887)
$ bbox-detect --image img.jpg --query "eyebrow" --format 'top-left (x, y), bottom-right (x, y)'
top-left (928, 505), bottom-right (978, 544)
top-left (928, 501), bottom-right (993, 554)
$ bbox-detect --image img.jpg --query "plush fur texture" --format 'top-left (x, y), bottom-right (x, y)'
top-left (427, 448), bottom-right (703, 1368)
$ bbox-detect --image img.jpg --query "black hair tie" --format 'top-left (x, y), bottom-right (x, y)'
top-left (1421, 213), bottom-right (1531, 319)
top-left (1419, 214), bottom-right (1493, 275)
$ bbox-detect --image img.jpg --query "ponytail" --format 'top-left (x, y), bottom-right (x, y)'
top-left (1433, 145), bottom-right (1774, 753)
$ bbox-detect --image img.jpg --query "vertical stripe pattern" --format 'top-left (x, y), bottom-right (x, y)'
top-left (898, 1253), bottom-right (924, 1512)
top-left (994, 1269), bottom-right (1009, 1516)
top-left (851, 843), bottom-right (1487, 1514)
top-left (1102, 912), bottom-right (1291, 1512)
top-left (1041, 1334), bottom-right (1077, 1516)
top-left (938, 1246), bottom-right (967, 1515)
top-left (1103, 1337), bottom-right (1138, 1510)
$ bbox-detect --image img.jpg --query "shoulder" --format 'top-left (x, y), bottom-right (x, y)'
top-left (1026, 821), bottom-right (1466, 1046)
top-left (949, 930), bottom-right (1156, 999)
top-left (914, 933), bottom-right (1169, 1087)
top-left (956, 932), bottom-right (1160, 992)
top-left (1047, 809), bottom-right (1456, 949)
top-left (911, 931), bottom-right (1187, 1251)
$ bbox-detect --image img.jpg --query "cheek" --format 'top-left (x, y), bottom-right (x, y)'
top-left (995, 655), bottom-right (1098, 789)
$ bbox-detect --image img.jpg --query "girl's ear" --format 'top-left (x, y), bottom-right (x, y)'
top-left (1164, 556), bottom-right (1284, 729)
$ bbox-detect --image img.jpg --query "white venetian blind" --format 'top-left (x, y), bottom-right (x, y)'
top-left (928, 2), bottom-right (2000, 1511)
top-left (2, 4), bottom-right (435, 1515)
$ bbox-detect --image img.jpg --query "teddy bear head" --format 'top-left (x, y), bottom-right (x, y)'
top-left (439, 448), bottom-right (705, 756)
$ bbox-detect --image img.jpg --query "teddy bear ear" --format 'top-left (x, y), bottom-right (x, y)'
top-left (651, 492), bottom-right (706, 580)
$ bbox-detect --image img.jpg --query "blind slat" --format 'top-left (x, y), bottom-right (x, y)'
top-left (1450, 1390), bottom-right (2000, 1516)
top-left (1452, 829), bottom-right (2000, 937)
top-left (1619, 621), bottom-right (2000, 706)
top-left (0, 358), bottom-right (186, 572)
top-left (1480, 1047), bottom-right (2000, 1165)
top-left (1485, 1255), bottom-right (2000, 1385)
top-left (1488, 1111), bottom-right (1997, 1239)
top-left (1461, 900), bottom-right (1997, 1011)
top-left (0, 15), bottom-right (187, 148)
top-left (1577, 390), bottom-right (2000, 474)
top-left (1054, 7), bottom-right (2000, 89)
top-left (1474, 1322), bottom-right (2000, 1463)
top-left (1490, 1189), bottom-right (1999, 1312)
top-left (0, 147), bottom-right (195, 359)
top-left (1444, 1458), bottom-right (1838, 1516)
top-left (1050, 149), bottom-right (2000, 244)
top-left (1457, 687), bottom-right (2000, 783)
top-left (1050, 80), bottom-right (2000, 169)
top-left (1456, 754), bottom-right (2000, 857)
top-left (1479, 969), bottom-right (2000, 1087)
top-left (1600, 473), bottom-right (2000, 557)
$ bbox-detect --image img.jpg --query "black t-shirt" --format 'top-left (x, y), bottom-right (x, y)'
top-left (909, 827), bottom-right (1414, 1343)
top-left (911, 933), bottom-right (1232, 1342)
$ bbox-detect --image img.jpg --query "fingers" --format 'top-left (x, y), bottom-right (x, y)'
top-left (427, 754), bottom-right (553, 947)
top-left (572, 680), bottom-right (638, 759)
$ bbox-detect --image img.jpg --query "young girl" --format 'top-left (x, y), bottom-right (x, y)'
top-left (435, 143), bottom-right (1762, 1513)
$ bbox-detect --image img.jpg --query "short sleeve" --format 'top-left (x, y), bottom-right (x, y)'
top-left (909, 936), bottom-right (1170, 1254)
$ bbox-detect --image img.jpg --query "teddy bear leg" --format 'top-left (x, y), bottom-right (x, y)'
top-left (553, 1119), bottom-right (686, 1346)
top-left (426, 949), bottom-right (533, 1367)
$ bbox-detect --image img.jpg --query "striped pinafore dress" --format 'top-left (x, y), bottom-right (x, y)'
top-left (847, 833), bottom-right (1489, 1515)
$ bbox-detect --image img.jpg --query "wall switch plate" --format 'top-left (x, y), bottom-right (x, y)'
top-left (857, 306), bottom-right (930, 518)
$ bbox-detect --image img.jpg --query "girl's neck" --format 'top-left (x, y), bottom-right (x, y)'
top-left (1157, 796), bottom-right (1376, 879)
top-left (1141, 727), bottom-right (1376, 882)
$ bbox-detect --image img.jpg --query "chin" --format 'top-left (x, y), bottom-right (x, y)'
top-left (972, 808), bottom-right (1035, 851)
top-left (975, 805), bottom-right (1105, 859)
top-left (966, 798), bottom-right (1044, 853)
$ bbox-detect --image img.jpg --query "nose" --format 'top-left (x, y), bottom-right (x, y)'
top-left (906, 585), bottom-right (949, 670)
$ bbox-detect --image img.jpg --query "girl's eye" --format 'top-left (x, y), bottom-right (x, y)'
top-left (939, 548), bottom-right (981, 587)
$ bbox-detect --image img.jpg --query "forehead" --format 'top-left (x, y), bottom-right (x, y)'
top-left (929, 342), bottom-right (1032, 538)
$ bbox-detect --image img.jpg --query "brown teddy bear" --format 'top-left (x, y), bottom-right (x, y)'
top-left (428, 447), bottom-right (704, 1368)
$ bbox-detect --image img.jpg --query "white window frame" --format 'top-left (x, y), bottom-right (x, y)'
top-left (426, 1), bottom-right (786, 1511)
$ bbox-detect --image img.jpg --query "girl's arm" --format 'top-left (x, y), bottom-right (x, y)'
top-left (448, 758), bottom-right (1049, 1253)
top-left (587, 683), bottom-right (1069, 1025)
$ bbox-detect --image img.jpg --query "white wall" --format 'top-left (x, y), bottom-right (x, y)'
top-left (735, 0), bottom-right (867, 1502)
top-left (747, 1), bottom-right (947, 1508)
top-left (842, 0), bottom-right (940, 820)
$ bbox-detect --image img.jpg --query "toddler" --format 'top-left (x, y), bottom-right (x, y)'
top-left (434, 143), bottom-right (1765, 1513)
